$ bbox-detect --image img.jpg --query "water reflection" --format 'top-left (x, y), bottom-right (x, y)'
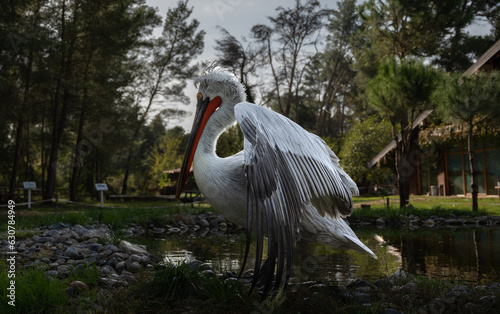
top-left (139, 227), bottom-right (500, 284)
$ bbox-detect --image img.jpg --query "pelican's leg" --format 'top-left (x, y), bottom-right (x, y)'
top-left (257, 257), bottom-right (272, 287)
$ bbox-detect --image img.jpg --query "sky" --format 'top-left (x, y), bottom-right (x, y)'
top-left (146, 0), bottom-right (304, 132)
top-left (145, 0), bottom-right (493, 132)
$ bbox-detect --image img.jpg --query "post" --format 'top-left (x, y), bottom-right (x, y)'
top-left (387, 197), bottom-right (390, 209)
top-left (23, 182), bottom-right (37, 210)
top-left (95, 183), bottom-right (108, 208)
top-left (55, 193), bottom-right (59, 214)
top-left (28, 189), bottom-right (32, 209)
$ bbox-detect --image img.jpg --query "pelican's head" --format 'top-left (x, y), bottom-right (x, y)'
top-left (175, 65), bottom-right (246, 199)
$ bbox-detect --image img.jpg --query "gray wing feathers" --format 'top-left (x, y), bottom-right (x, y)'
top-left (235, 102), bottom-right (358, 297)
top-left (236, 102), bottom-right (356, 218)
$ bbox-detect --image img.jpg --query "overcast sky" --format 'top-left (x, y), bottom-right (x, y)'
top-left (145, 0), bottom-right (492, 132)
top-left (145, 0), bottom-right (309, 131)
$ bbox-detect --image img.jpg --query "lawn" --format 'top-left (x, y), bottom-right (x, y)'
top-left (353, 195), bottom-right (500, 215)
top-left (1, 195), bottom-right (499, 234)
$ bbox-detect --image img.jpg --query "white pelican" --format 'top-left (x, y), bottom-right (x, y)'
top-left (176, 65), bottom-right (376, 298)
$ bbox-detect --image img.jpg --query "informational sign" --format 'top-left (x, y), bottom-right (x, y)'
top-left (23, 181), bottom-right (37, 189)
top-left (23, 182), bottom-right (37, 209)
top-left (95, 183), bottom-right (108, 191)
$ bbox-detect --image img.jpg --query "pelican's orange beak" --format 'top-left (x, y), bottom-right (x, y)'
top-left (175, 95), bottom-right (222, 199)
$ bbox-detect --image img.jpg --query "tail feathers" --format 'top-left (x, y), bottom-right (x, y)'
top-left (345, 234), bottom-right (377, 259)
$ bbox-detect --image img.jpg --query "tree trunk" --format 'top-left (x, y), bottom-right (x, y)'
top-left (468, 123), bottom-right (478, 212)
top-left (121, 64), bottom-right (165, 194)
top-left (121, 153), bottom-right (132, 194)
top-left (8, 19), bottom-right (36, 199)
top-left (45, 0), bottom-right (76, 199)
top-left (69, 102), bottom-right (86, 201)
top-left (69, 50), bottom-right (93, 201)
top-left (8, 117), bottom-right (24, 200)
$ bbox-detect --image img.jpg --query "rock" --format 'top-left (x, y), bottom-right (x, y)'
top-left (115, 261), bottom-right (126, 272)
top-left (57, 222), bottom-right (71, 229)
top-left (106, 257), bottom-right (119, 268)
top-left (151, 227), bottom-right (165, 234)
top-left (374, 278), bottom-right (392, 290)
top-left (54, 235), bottom-right (69, 243)
top-left (219, 222), bottom-right (228, 231)
top-left (464, 219), bottom-right (478, 226)
top-left (403, 282), bottom-right (418, 293)
top-left (103, 244), bottom-right (120, 253)
top-left (87, 243), bottom-right (104, 253)
top-left (168, 227), bottom-right (181, 233)
top-left (37, 236), bottom-right (56, 244)
top-left (209, 219), bottom-right (219, 230)
top-left (127, 261), bottom-right (142, 273)
top-left (201, 269), bottom-right (216, 277)
top-left (118, 240), bottom-right (148, 255)
top-left (64, 247), bottom-right (81, 260)
top-left (384, 309), bottom-right (400, 314)
top-left (188, 259), bottom-right (204, 271)
top-left (376, 218), bottom-right (386, 227)
top-left (70, 280), bottom-right (89, 292)
top-left (478, 295), bottom-right (496, 307)
top-left (445, 219), bottom-right (463, 226)
top-left (198, 219), bottom-right (210, 228)
top-left (428, 298), bottom-right (446, 314)
top-left (66, 280), bottom-right (89, 296)
top-left (57, 265), bottom-right (70, 277)
top-left (452, 284), bottom-right (471, 295)
top-left (343, 291), bottom-right (371, 304)
top-left (100, 265), bottom-right (115, 275)
top-left (122, 229), bottom-right (134, 238)
top-left (423, 219), bottom-right (436, 227)
top-left (45, 270), bottom-right (59, 277)
top-left (388, 270), bottom-right (409, 283)
top-left (112, 280), bottom-right (128, 288)
top-left (127, 254), bottom-right (150, 266)
top-left (98, 278), bottom-right (118, 287)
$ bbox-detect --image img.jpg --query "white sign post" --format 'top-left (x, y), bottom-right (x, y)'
top-left (95, 183), bottom-right (108, 207)
top-left (23, 181), bottom-right (37, 209)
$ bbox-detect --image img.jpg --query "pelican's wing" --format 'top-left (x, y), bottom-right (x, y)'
top-left (235, 102), bottom-right (358, 298)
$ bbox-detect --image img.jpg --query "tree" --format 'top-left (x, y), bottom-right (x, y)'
top-left (2, 0), bottom-right (46, 199)
top-left (149, 126), bottom-right (187, 189)
top-left (251, 0), bottom-right (330, 122)
top-left (432, 72), bottom-right (500, 211)
top-left (367, 58), bottom-right (439, 208)
top-left (303, 0), bottom-right (359, 137)
top-left (432, 0), bottom-right (500, 72)
top-left (353, 0), bottom-right (498, 112)
top-left (67, 0), bottom-right (161, 201)
top-left (339, 115), bottom-right (393, 192)
top-left (214, 27), bottom-right (261, 103)
top-left (121, 0), bottom-right (205, 194)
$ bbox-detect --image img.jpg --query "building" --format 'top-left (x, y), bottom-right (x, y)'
top-left (368, 39), bottom-right (500, 196)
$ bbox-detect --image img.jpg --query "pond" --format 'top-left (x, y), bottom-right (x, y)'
top-left (137, 226), bottom-right (500, 285)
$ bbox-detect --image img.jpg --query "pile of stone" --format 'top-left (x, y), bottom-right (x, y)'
top-left (121, 212), bottom-right (240, 238)
top-left (0, 223), bottom-right (157, 291)
top-left (349, 214), bottom-right (500, 229)
top-left (287, 270), bottom-right (499, 313)
top-left (0, 212), bottom-right (240, 296)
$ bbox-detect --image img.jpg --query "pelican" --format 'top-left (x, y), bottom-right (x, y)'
top-left (176, 65), bottom-right (376, 298)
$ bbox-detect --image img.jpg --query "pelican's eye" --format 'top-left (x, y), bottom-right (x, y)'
top-left (196, 93), bottom-right (203, 101)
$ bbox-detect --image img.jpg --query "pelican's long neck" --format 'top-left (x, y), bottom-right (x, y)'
top-left (193, 95), bottom-right (238, 163)
top-left (191, 107), bottom-right (243, 207)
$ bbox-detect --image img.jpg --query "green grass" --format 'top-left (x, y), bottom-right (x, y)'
top-left (0, 201), bottom-right (212, 234)
top-left (352, 195), bottom-right (500, 217)
top-left (0, 261), bottom-right (102, 314)
top-left (107, 262), bottom-right (257, 313)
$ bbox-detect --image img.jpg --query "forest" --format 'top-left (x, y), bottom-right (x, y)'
top-left (1, 0), bottom-right (499, 203)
